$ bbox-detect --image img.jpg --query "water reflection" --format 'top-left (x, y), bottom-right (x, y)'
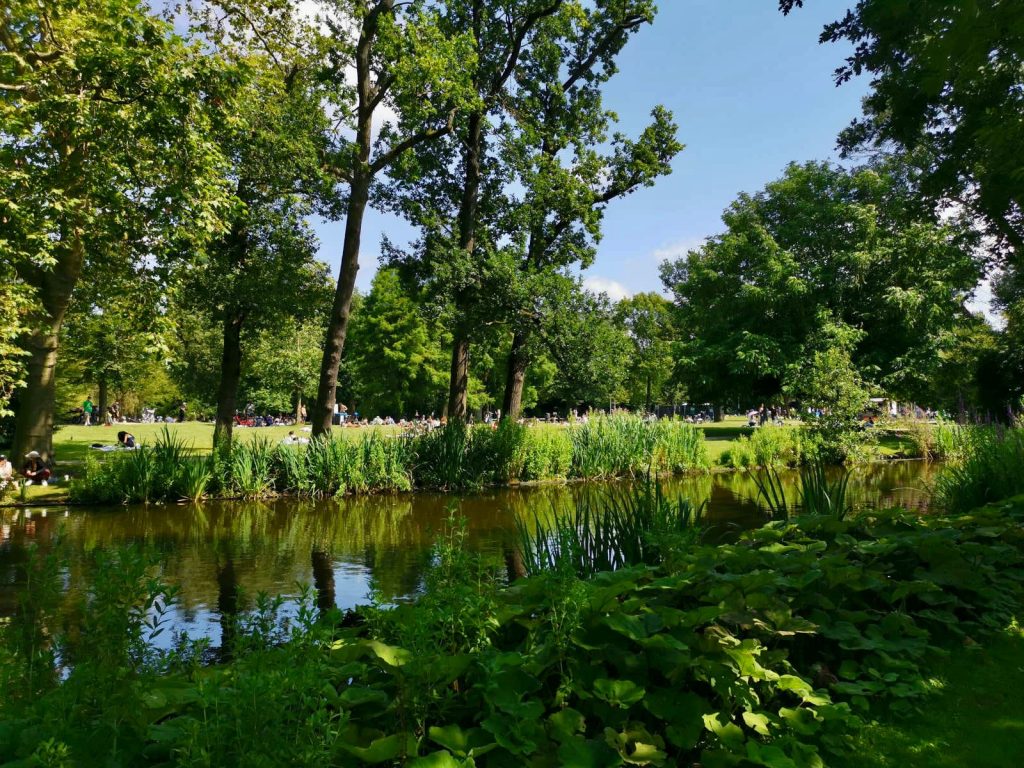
top-left (0, 461), bottom-right (938, 645)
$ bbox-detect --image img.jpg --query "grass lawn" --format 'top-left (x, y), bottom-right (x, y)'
top-left (834, 626), bottom-right (1024, 767)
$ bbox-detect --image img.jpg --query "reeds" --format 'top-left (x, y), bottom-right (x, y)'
top-left (933, 426), bottom-right (1024, 514)
top-left (516, 479), bottom-right (704, 577)
top-left (724, 426), bottom-right (809, 469)
top-left (69, 415), bottom-right (713, 504)
top-left (799, 461), bottom-right (851, 519)
top-left (570, 415), bottom-right (707, 479)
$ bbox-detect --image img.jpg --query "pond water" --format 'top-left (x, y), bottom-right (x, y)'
top-left (0, 461), bottom-right (938, 648)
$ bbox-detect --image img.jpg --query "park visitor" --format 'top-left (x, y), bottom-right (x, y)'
top-left (82, 396), bottom-right (94, 425)
top-left (0, 454), bottom-right (13, 490)
top-left (117, 431), bottom-right (137, 449)
top-left (21, 451), bottom-right (51, 486)
top-left (178, 401), bottom-right (187, 422)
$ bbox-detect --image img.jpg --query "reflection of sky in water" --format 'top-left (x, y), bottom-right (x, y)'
top-left (1, 461), bottom-right (940, 649)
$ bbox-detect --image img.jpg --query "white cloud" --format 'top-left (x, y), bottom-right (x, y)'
top-left (650, 237), bottom-right (706, 264)
top-left (583, 276), bottom-right (632, 302)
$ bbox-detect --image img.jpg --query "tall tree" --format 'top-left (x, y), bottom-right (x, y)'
top-left (497, 1), bottom-right (680, 419)
top-left (1, 0), bottom-right (231, 460)
top-left (310, 0), bottom-right (478, 437)
top-left (182, 0), bottom-right (340, 446)
top-left (385, 0), bottom-right (570, 423)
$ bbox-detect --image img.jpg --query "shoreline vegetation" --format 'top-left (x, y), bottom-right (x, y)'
top-left (0, 414), bottom-right (947, 508)
top-left (2, 476), bottom-right (1022, 765)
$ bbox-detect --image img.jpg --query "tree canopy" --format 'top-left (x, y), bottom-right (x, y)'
top-left (660, 160), bottom-right (982, 409)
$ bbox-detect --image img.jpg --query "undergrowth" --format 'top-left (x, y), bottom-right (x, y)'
top-left (5, 494), bottom-right (1024, 767)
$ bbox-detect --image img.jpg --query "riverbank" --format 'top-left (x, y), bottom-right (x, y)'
top-left (2, 416), bottom-right (917, 507)
top-left (2, 488), bottom-right (1021, 765)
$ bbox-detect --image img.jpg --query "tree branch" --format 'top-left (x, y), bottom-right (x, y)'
top-left (370, 109), bottom-right (456, 173)
top-left (487, 1), bottom-right (562, 104)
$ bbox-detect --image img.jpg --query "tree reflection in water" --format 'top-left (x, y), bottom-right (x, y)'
top-left (1, 461), bottom-right (938, 644)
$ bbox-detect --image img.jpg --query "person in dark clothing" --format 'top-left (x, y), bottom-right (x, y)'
top-left (117, 431), bottom-right (137, 449)
top-left (21, 451), bottom-right (51, 485)
top-left (178, 401), bottom-right (187, 422)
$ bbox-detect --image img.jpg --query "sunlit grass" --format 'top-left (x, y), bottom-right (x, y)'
top-left (833, 625), bottom-right (1024, 768)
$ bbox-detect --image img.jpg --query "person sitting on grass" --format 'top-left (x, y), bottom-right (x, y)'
top-left (21, 451), bottom-right (52, 486)
top-left (117, 430), bottom-right (137, 449)
top-left (0, 454), bottom-right (13, 490)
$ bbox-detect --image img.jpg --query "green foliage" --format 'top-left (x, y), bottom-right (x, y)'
top-left (517, 479), bottom-right (704, 577)
top-left (661, 160), bottom-right (981, 409)
top-left (5, 493), bottom-right (1024, 766)
top-left (344, 269), bottom-right (451, 418)
top-left (934, 427), bottom-right (1024, 515)
top-left (805, 0), bottom-right (1024, 273)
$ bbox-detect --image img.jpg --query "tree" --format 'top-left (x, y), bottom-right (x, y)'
top-left (309, 0), bottom-right (479, 437)
top-left (181, 0), bottom-right (340, 445)
top-left (496, 1), bottom-right (680, 419)
top-left (539, 285), bottom-right (632, 411)
top-left (244, 317), bottom-right (326, 422)
top-left (660, 160), bottom-right (981, 411)
top-left (383, 0), bottom-right (569, 423)
top-left (615, 292), bottom-right (675, 411)
top-left (1, 0), bottom-right (231, 460)
top-left (343, 269), bottom-right (449, 418)
top-left (782, 0), bottom-right (1024, 266)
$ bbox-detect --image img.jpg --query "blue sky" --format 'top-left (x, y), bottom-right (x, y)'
top-left (311, 0), bottom-right (868, 299)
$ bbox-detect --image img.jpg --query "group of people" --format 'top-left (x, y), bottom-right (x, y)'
top-left (0, 451), bottom-right (53, 490)
top-left (747, 404), bottom-right (788, 428)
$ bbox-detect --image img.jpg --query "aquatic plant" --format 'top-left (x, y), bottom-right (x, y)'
top-left (798, 460), bottom-right (851, 519)
top-left (934, 426), bottom-right (1024, 514)
top-left (517, 478), bottom-right (704, 577)
top-left (749, 464), bottom-right (790, 520)
top-left (228, 437), bottom-right (275, 498)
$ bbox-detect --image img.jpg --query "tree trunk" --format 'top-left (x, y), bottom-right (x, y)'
top-left (502, 330), bottom-right (529, 420)
top-left (447, 108), bottom-right (484, 422)
top-left (645, 375), bottom-right (652, 414)
top-left (295, 391), bottom-right (303, 426)
top-left (13, 331), bottom-right (61, 463)
top-left (97, 378), bottom-right (108, 425)
top-left (448, 334), bottom-right (470, 422)
top-left (213, 313), bottom-right (244, 448)
top-left (13, 231), bottom-right (83, 462)
top-left (312, 176), bottom-right (372, 438)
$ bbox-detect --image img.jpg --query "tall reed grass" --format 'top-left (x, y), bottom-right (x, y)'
top-left (516, 478), bottom-right (704, 577)
top-left (723, 426), bottom-right (810, 469)
top-left (70, 415), bottom-right (710, 503)
top-left (933, 426), bottom-right (1024, 514)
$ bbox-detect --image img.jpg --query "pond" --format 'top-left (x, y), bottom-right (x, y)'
top-left (1, 461), bottom-right (938, 649)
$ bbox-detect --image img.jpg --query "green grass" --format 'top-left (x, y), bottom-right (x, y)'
top-left (48, 422), bottom-right (397, 464)
top-left (834, 626), bottom-right (1024, 768)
